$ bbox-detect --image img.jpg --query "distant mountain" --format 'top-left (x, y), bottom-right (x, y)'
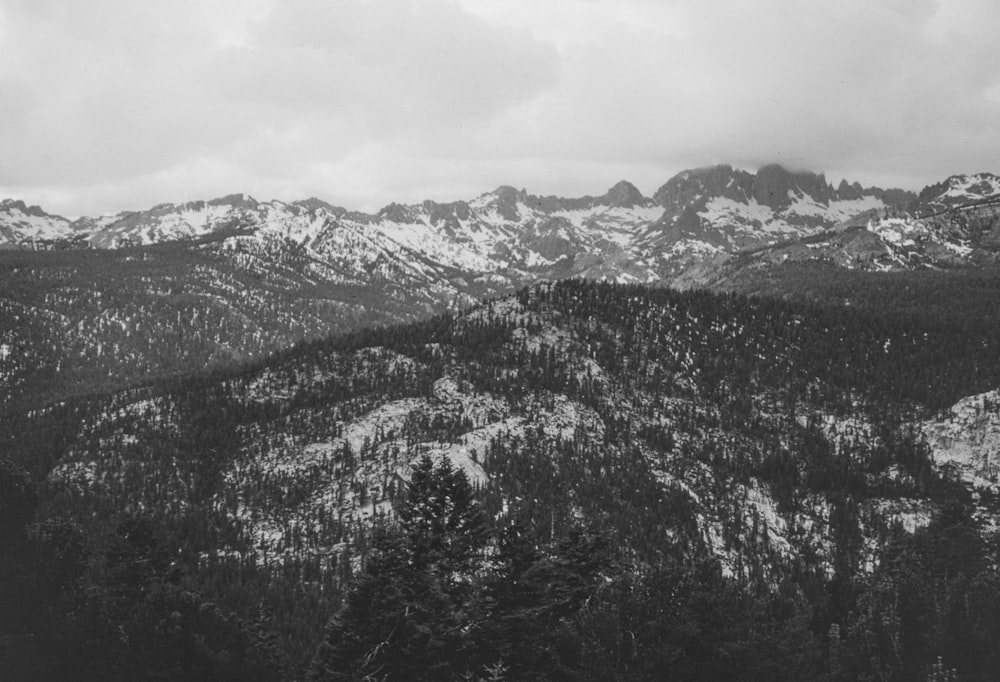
top-left (0, 199), bottom-right (72, 245)
top-left (645, 163), bottom-right (912, 249)
top-left (693, 173), bottom-right (1000, 289)
top-left (914, 172), bottom-right (1000, 213)
top-left (0, 166), bottom-right (920, 287)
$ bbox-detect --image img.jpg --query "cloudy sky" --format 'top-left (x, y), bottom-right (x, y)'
top-left (2, 0), bottom-right (999, 217)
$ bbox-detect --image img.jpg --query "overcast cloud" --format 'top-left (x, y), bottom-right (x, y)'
top-left (1, 0), bottom-right (999, 216)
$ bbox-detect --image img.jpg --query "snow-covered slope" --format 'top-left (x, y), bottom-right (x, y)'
top-left (44, 280), bottom-right (1000, 584)
top-left (696, 171), bottom-right (1000, 283)
top-left (0, 166), bottom-right (918, 282)
top-left (0, 199), bottom-right (72, 245)
top-left (916, 172), bottom-right (1000, 213)
top-left (10, 165), bottom-right (1000, 294)
top-left (85, 194), bottom-right (264, 248)
top-left (640, 164), bottom-right (913, 254)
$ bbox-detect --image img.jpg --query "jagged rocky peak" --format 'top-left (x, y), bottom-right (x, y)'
top-left (837, 178), bottom-right (865, 201)
top-left (795, 169), bottom-right (832, 204)
top-left (653, 164), bottom-right (752, 207)
top-left (0, 198), bottom-right (72, 244)
top-left (601, 180), bottom-right (647, 208)
top-left (654, 164), bottom-right (914, 217)
top-left (422, 199), bottom-right (471, 224)
top-left (0, 198), bottom-right (65, 220)
top-left (752, 164), bottom-right (832, 209)
top-left (488, 185), bottom-right (528, 221)
top-left (207, 193), bottom-right (259, 209)
top-left (655, 163), bottom-right (855, 212)
top-left (916, 172), bottom-right (1000, 211)
top-left (292, 197), bottom-right (347, 215)
top-left (377, 202), bottom-right (417, 223)
top-left (879, 188), bottom-right (918, 211)
top-left (1, 198), bottom-right (32, 213)
top-left (491, 185), bottom-right (528, 203)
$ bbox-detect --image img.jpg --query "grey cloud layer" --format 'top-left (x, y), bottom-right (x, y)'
top-left (1, 0), bottom-right (999, 215)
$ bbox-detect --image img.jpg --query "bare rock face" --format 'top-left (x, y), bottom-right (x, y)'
top-left (878, 188), bottom-right (918, 211)
top-left (795, 170), bottom-right (832, 205)
top-left (491, 186), bottom-right (528, 222)
top-left (752, 165), bottom-right (796, 209)
top-left (207, 193), bottom-right (260, 210)
top-left (377, 203), bottom-right (416, 223)
top-left (424, 200), bottom-right (471, 226)
top-left (922, 390), bottom-right (1000, 488)
top-left (655, 164), bottom-right (835, 212)
top-left (653, 164), bottom-right (753, 207)
top-left (0, 199), bottom-right (59, 219)
top-left (749, 165), bottom-right (835, 209)
top-left (752, 165), bottom-right (825, 208)
top-left (837, 179), bottom-right (865, 201)
top-left (602, 180), bottom-right (647, 208)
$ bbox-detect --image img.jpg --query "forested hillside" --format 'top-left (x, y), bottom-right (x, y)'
top-left (5, 278), bottom-right (1000, 680)
top-left (712, 259), bottom-right (1000, 328)
top-left (0, 239), bottom-right (468, 412)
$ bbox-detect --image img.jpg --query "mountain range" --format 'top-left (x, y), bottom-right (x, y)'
top-left (7, 164), bottom-right (1000, 284)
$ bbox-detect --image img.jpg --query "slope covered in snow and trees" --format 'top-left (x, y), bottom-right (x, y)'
top-left (0, 237), bottom-right (471, 411)
top-left (6, 278), bottom-right (1000, 679)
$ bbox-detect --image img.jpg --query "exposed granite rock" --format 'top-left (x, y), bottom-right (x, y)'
top-left (752, 165), bottom-right (833, 209)
top-left (923, 390), bottom-right (1000, 489)
top-left (424, 200), bottom-right (471, 225)
top-left (491, 186), bottom-right (528, 222)
top-left (653, 164), bottom-right (753, 208)
top-left (601, 180), bottom-right (647, 208)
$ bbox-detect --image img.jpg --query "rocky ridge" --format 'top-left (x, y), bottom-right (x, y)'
top-left (687, 172), bottom-right (1000, 287)
top-left (0, 165), bottom-right (931, 288)
top-left (11, 166), bottom-right (1000, 292)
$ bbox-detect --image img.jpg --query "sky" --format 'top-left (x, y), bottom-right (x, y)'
top-left (1, 0), bottom-right (1000, 217)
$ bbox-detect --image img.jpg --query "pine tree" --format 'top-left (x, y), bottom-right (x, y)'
top-left (309, 454), bottom-right (489, 682)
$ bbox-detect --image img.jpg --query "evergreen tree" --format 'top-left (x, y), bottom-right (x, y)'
top-left (309, 454), bottom-right (489, 682)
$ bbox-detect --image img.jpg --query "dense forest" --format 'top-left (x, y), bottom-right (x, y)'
top-left (4, 276), bottom-right (1000, 680)
top-left (715, 260), bottom-right (1000, 326)
top-left (0, 237), bottom-right (472, 412)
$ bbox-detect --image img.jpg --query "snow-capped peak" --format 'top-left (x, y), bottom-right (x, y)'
top-left (0, 165), bottom-right (992, 285)
top-left (0, 199), bottom-right (71, 243)
top-left (915, 172), bottom-right (1000, 213)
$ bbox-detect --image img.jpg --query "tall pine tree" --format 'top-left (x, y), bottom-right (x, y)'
top-left (309, 454), bottom-right (488, 682)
